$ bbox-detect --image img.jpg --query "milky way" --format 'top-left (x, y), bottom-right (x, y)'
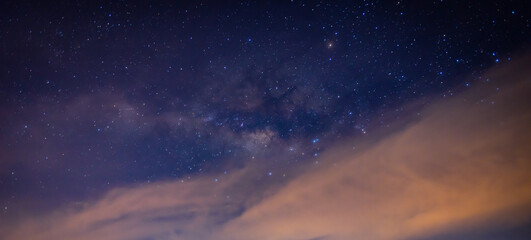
top-left (1, 1), bottom-right (531, 240)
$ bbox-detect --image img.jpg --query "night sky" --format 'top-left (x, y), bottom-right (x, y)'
top-left (1, 1), bottom-right (531, 240)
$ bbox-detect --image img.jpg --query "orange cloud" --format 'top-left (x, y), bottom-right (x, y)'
top-left (219, 67), bottom-right (531, 240)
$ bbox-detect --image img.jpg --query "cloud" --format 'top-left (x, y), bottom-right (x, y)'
top-left (218, 67), bottom-right (531, 240)
top-left (2, 58), bottom-right (531, 240)
top-left (3, 175), bottom-right (241, 240)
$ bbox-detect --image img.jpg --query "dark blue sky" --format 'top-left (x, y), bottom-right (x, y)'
top-left (1, 1), bottom-right (531, 239)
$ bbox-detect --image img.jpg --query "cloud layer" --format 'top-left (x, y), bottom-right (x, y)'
top-left (3, 59), bottom-right (531, 240)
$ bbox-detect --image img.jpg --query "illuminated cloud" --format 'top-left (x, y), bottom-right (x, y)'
top-left (3, 59), bottom-right (531, 240)
top-left (219, 63), bottom-right (531, 240)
